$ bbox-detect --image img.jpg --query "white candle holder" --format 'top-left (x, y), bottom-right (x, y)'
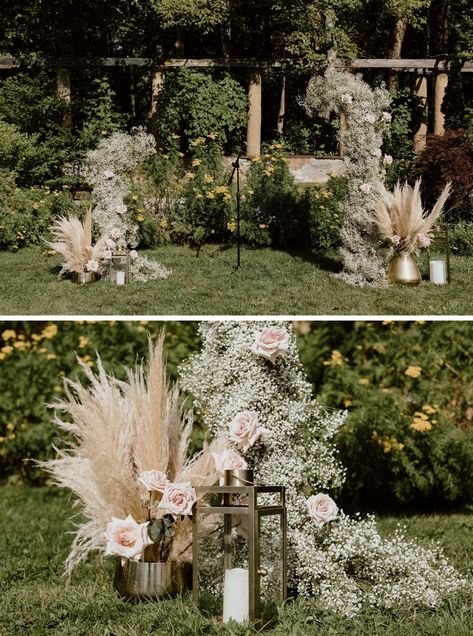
top-left (429, 259), bottom-right (447, 285)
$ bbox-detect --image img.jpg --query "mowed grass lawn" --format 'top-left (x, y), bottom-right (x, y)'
top-left (1, 485), bottom-right (472, 636)
top-left (0, 246), bottom-right (472, 315)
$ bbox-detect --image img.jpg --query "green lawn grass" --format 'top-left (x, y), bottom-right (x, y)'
top-left (1, 485), bottom-right (472, 635)
top-left (0, 246), bottom-right (472, 315)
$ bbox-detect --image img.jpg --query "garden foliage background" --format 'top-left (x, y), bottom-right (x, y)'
top-left (0, 320), bottom-right (471, 514)
top-left (1, 0), bottom-right (473, 258)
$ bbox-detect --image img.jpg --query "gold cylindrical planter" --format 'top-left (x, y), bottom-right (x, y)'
top-left (113, 559), bottom-right (192, 601)
top-left (73, 271), bottom-right (96, 284)
top-left (387, 252), bottom-right (421, 286)
top-left (224, 469), bottom-right (254, 486)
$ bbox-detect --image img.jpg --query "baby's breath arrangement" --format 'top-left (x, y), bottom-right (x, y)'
top-left (304, 69), bottom-right (392, 286)
top-left (180, 321), bottom-right (469, 616)
top-left (83, 128), bottom-right (170, 282)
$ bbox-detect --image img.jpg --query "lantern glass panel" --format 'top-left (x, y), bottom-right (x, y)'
top-left (194, 511), bottom-right (250, 620)
top-left (258, 513), bottom-right (285, 621)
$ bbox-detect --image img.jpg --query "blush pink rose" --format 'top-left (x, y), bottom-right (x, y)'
top-left (251, 327), bottom-right (290, 364)
top-left (138, 469), bottom-right (169, 493)
top-left (306, 494), bottom-right (339, 528)
top-left (212, 448), bottom-right (248, 475)
top-left (158, 482), bottom-right (197, 517)
top-left (229, 411), bottom-right (268, 452)
top-left (104, 514), bottom-right (152, 561)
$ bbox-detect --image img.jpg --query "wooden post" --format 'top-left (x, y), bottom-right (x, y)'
top-left (433, 72), bottom-right (448, 136)
top-left (246, 72), bottom-right (262, 157)
top-left (414, 74), bottom-right (428, 152)
top-left (150, 70), bottom-right (165, 131)
top-left (56, 67), bottom-right (71, 128)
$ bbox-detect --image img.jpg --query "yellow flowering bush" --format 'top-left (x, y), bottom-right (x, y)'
top-left (299, 320), bottom-right (473, 510)
top-left (0, 321), bottom-right (200, 484)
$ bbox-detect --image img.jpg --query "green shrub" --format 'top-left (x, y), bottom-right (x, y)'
top-left (0, 172), bottom-right (75, 250)
top-left (241, 144), bottom-right (303, 247)
top-left (449, 221), bottom-right (473, 256)
top-left (0, 321), bottom-right (200, 484)
top-left (298, 321), bottom-right (473, 512)
top-left (154, 69), bottom-right (247, 150)
top-left (304, 176), bottom-right (347, 253)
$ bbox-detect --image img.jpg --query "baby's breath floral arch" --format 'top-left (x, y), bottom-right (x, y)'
top-left (304, 69), bottom-right (392, 286)
top-left (180, 321), bottom-right (468, 616)
top-left (83, 128), bottom-right (170, 282)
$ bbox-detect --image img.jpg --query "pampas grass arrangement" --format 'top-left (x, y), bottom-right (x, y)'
top-left (374, 179), bottom-right (451, 253)
top-left (38, 333), bottom-right (225, 576)
top-left (44, 207), bottom-right (108, 276)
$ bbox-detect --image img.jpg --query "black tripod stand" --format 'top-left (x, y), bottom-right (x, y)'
top-left (227, 148), bottom-right (244, 270)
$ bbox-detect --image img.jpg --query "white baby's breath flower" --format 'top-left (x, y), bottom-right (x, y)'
top-left (383, 154), bottom-right (393, 165)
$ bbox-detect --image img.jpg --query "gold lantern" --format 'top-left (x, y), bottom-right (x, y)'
top-left (109, 250), bottom-right (130, 285)
top-left (192, 469), bottom-right (287, 628)
top-left (426, 226), bottom-right (451, 284)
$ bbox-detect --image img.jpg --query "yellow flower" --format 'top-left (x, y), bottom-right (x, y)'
top-left (251, 156), bottom-right (261, 163)
top-left (54, 385), bottom-right (62, 393)
top-left (132, 195), bottom-right (139, 201)
top-left (410, 419), bottom-right (432, 432)
top-left (358, 378), bottom-right (370, 385)
top-left (171, 133), bottom-right (180, 140)
top-left (422, 405), bottom-right (436, 414)
top-left (178, 152), bottom-right (184, 157)
top-left (79, 336), bottom-right (90, 348)
top-left (204, 174), bottom-right (214, 184)
top-left (0, 353), bottom-right (5, 360)
top-left (1, 345), bottom-right (13, 354)
top-left (13, 341), bottom-right (28, 350)
top-left (405, 366), bottom-right (422, 378)
top-left (414, 411), bottom-right (428, 420)
top-left (136, 214), bottom-right (145, 222)
top-left (185, 172), bottom-right (196, 180)
top-left (190, 137), bottom-right (206, 147)
top-left (381, 388), bottom-right (391, 394)
top-left (196, 193), bottom-right (203, 199)
top-left (323, 350), bottom-right (344, 367)
top-left (343, 398), bottom-right (352, 407)
top-left (2, 330), bottom-right (16, 341)
top-left (263, 153), bottom-right (271, 160)
top-left (415, 320), bottom-right (426, 325)
top-left (47, 354), bottom-right (57, 361)
top-left (259, 224), bottom-right (268, 230)
top-left (32, 202), bottom-right (40, 210)
top-left (206, 191), bottom-right (215, 200)
top-left (159, 218), bottom-right (169, 229)
top-left (214, 185), bottom-right (229, 195)
top-left (372, 432), bottom-right (404, 453)
top-left (382, 320), bottom-right (394, 325)
top-left (227, 222), bottom-right (236, 232)
top-left (192, 159), bottom-right (202, 167)
top-left (42, 324), bottom-right (58, 339)
top-left (207, 132), bottom-right (218, 140)
top-left (101, 130), bottom-right (108, 136)
top-left (247, 189), bottom-right (254, 195)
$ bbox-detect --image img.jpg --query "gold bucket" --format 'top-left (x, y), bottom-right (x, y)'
top-left (114, 559), bottom-right (192, 601)
top-left (387, 252), bottom-right (421, 286)
top-left (73, 271), bottom-right (96, 284)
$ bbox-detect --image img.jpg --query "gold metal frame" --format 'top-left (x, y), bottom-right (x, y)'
top-left (109, 250), bottom-right (130, 283)
top-left (192, 479), bottom-right (287, 627)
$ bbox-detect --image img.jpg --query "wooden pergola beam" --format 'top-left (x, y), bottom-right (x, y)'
top-left (0, 56), bottom-right (472, 72)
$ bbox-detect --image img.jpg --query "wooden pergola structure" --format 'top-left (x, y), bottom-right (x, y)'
top-left (1, 56), bottom-right (472, 156)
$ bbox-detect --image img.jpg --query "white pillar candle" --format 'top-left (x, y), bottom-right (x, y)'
top-left (116, 271), bottom-right (126, 285)
top-left (430, 260), bottom-right (446, 285)
top-left (223, 567), bottom-right (249, 624)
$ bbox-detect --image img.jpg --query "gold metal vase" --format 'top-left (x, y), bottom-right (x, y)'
top-left (73, 271), bottom-right (96, 284)
top-left (113, 559), bottom-right (192, 601)
top-left (387, 252), bottom-right (421, 286)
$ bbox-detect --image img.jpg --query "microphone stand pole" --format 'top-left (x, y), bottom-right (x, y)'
top-left (228, 148), bottom-right (243, 270)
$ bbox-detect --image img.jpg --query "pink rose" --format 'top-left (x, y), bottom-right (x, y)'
top-left (102, 250), bottom-right (112, 260)
top-left (306, 494), bottom-right (338, 527)
top-left (359, 183), bottom-right (372, 194)
top-left (382, 111), bottom-right (392, 123)
top-left (129, 250), bottom-right (139, 261)
top-left (341, 94), bottom-right (353, 104)
top-left (212, 448), bottom-right (248, 476)
top-left (229, 411), bottom-right (268, 452)
top-left (159, 482), bottom-right (197, 517)
top-left (391, 235), bottom-right (401, 246)
top-left (417, 233), bottom-right (431, 248)
top-left (383, 154), bottom-right (393, 166)
top-left (106, 238), bottom-right (116, 249)
top-left (138, 469), bottom-right (169, 493)
top-left (104, 514), bottom-right (152, 561)
top-left (251, 327), bottom-right (290, 364)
